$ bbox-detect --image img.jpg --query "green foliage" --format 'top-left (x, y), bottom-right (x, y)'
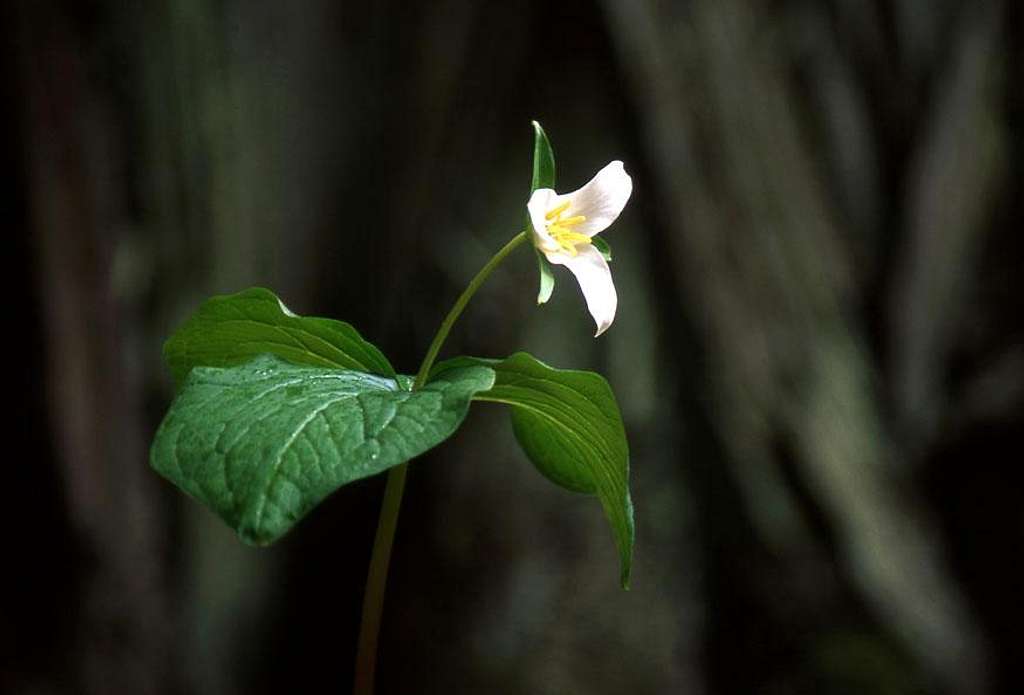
top-left (433, 352), bottom-right (634, 588)
top-left (151, 354), bottom-right (494, 545)
top-left (163, 287), bottom-right (395, 386)
top-left (150, 120), bottom-right (634, 588)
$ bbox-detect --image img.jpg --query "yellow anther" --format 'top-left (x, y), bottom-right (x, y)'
top-left (545, 201), bottom-right (572, 220)
top-left (544, 200), bottom-right (591, 256)
top-left (550, 229), bottom-right (590, 245)
top-left (557, 240), bottom-right (579, 257)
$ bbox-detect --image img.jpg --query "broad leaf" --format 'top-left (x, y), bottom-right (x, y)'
top-left (164, 287), bottom-right (395, 386)
top-left (151, 354), bottom-right (495, 545)
top-left (432, 352), bottom-right (634, 588)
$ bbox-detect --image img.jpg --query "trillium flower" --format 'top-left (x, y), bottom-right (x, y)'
top-left (528, 160), bottom-right (633, 336)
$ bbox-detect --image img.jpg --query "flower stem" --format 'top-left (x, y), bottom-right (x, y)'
top-left (353, 230), bottom-right (528, 694)
top-left (411, 231), bottom-right (528, 389)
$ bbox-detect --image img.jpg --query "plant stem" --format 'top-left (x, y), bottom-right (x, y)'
top-left (353, 230), bottom-right (528, 694)
top-left (352, 461), bottom-right (406, 694)
top-left (411, 231), bottom-right (528, 389)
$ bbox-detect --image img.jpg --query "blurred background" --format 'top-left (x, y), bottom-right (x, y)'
top-left (5, 0), bottom-right (1022, 693)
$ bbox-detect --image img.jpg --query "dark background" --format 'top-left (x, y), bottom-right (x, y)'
top-left (5, 1), bottom-right (1022, 693)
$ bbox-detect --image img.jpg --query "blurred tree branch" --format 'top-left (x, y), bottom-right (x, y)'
top-left (19, 2), bottom-right (173, 692)
top-left (603, 0), bottom-right (1001, 691)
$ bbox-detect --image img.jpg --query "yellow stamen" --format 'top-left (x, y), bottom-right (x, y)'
top-left (549, 229), bottom-right (590, 245)
top-left (543, 200), bottom-right (590, 256)
top-left (545, 201), bottom-right (572, 220)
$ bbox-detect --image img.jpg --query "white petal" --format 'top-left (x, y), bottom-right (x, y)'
top-left (527, 188), bottom-right (563, 253)
top-left (547, 244), bottom-right (617, 336)
top-left (564, 161), bottom-right (632, 237)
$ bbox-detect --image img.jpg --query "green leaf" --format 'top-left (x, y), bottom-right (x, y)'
top-left (432, 352), bottom-right (634, 588)
top-left (530, 120), bottom-right (556, 192)
top-left (151, 354), bottom-right (495, 545)
top-left (591, 236), bottom-right (613, 262)
top-left (163, 288), bottom-right (395, 386)
top-left (535, 249), bottom-right (555, 305)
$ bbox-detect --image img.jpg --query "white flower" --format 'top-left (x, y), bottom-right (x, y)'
top-left (528, 160), bottom-right (633, 336)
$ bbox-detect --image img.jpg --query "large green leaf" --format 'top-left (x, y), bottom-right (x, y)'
top-left (432, 352), bottom-right (634, 588)
top-left (163, 287), bottom-right (395, 386)
top-left (151, 354), bottom-right (495, 545)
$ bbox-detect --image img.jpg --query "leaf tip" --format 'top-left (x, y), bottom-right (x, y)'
top-left (237, 522), bottom-right (268, 547)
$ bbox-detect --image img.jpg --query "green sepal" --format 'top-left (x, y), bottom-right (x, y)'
top-left (591, 236), bottom-right (613, 262)
top-left (535, 249), bottom-right (555, 304)
top-left (530, 120), bottom-right (556, 191)
top-left (529, 120), bottom-right (558, 306)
